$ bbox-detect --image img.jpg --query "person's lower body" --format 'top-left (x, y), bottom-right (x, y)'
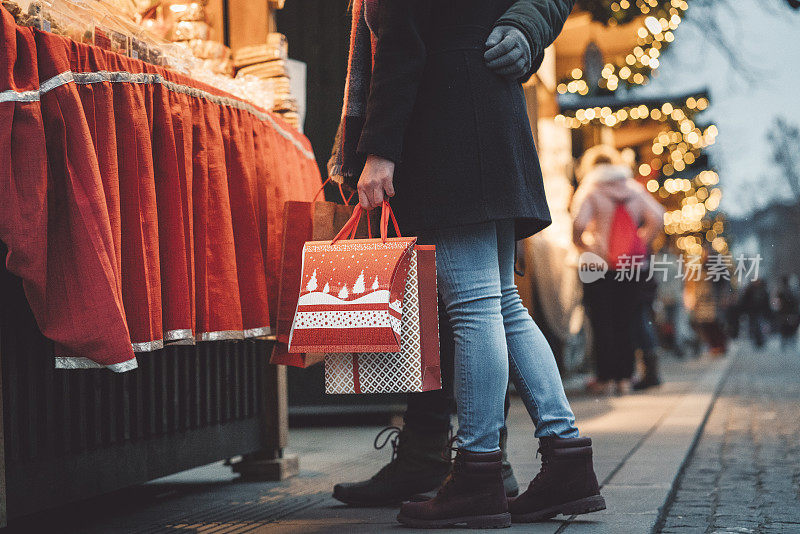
top-left (632, 289), bottom-right (662, 390)
top-left (398, 220), bottom-right (603, 528)
top-left (697, 321), bottom-right (727, 355)
top-left (333, 300), bottom-right (519, 507)
top-left (749, 313), bottom-right (765, 347)
top-left (583, 275), bottom-right (638, 395)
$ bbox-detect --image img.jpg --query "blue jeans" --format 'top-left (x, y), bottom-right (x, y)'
top-left (421, 219), bottom-right (578, 452)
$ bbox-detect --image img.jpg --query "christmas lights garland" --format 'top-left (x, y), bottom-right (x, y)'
top-left (557, 93), bottom-right (715, 177)
top-left (561, 0), bottom-right (689, 94)
top-left (558, 92), bottom-right (727, 254)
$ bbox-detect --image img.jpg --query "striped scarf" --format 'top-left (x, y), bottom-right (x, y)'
top-left (328, 0), bottom-right (379, 188)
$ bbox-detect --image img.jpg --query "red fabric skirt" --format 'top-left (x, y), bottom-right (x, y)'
top-left (0, 7), bottom-right (322, 371)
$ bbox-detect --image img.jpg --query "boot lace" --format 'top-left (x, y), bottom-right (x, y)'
top-left (373, 426), bottom-right (402, 462)
top-left (441, 430), bottom-right (458, 462)
top-left (371, 426), bottom-right (402, 479)
top-left (435, 433), bottom-right (460, 497)
top-left (531, 446), bottom-right (550, 487)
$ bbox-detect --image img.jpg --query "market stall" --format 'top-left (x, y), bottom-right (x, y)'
top-left (0, 0), bottom-right (320, 524)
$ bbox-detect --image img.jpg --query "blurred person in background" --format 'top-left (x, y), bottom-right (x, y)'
top-left (775, 275), bottom-right (799, 350)
top-left (739, 279), bottom-right (771, 348)
top-left (572, 145), bottom-right (665, 396)
top-left (683, 250), bottom-right (729, 356)
top-left (653, 264), bottom-right (685, 358)
top-left (632, 277), bottom-right (662, 390)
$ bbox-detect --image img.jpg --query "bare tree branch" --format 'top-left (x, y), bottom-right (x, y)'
top-left (683, 0), bottom-right (761, 85)
top-left (768, 117), bottom-right (800, 203)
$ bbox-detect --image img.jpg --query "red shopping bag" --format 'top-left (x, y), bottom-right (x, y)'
top-left (608, 201), bottom-right (647, 270)
top-left (270, 343), bottom-right (325, 369)
top-left (271, 181), bottom-right (367, 368)
top-left (288, 203), bottom-right (416, 354)
top-left (325, 243), bottom-right (442, 394)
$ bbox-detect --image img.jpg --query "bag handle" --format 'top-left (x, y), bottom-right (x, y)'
top-left (313, 177), bottom-right (354, 204)
top-left (332, 201), bottom-right (400, 244)
top-left (380, 201), bottom-right (401, 241)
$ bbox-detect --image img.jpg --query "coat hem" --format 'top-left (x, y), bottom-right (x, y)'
top-left (401, 214), bottom-right (551, 241)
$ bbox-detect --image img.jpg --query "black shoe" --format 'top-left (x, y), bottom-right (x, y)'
top-left (409, 426), bottom-right (520, 502)
top-left (632, 376), bottom-right (662, 391)
top-left (633, 351), bottom-right (662, 391)
top-left (509, 436), bottom-right (606, 522)
top-left (332, 426), bottom-right (451, 506)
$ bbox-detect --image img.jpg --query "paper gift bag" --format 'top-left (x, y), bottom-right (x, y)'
top-left (270, 343), bottom-right (325, 368)
top-left (271, 182), bottom-right (368, 367)
top-left (325, 245), bottom-right (441, 394)
top-left (274, 200), bottom-right (369, 342)
top-left (288, 204), bottom-right (417, 354)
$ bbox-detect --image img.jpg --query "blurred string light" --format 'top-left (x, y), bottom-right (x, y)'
top-left (655, 170), bottom-right (727, 255)
top-left (557, 90), bottom-right (728, 254)
top-left (555, 94), bottom-right (717, 178)
top-left (651, 169), bottom-right (726, 254)
top-left (561, 0), bottom-right (689, 94)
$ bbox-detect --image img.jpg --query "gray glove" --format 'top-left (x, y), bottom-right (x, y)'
top-left (484, 26), bottom-right (532, 79)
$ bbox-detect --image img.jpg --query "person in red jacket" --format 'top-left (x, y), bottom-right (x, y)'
top-left (571, 145), bottom-right (665, 395)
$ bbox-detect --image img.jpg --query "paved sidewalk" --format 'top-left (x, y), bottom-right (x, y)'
top-left (9, 353), bottom-right (730, 534)
top-left (657, 341), bottom-right (800, 534)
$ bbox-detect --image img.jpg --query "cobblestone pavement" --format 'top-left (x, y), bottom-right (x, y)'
top-left (657, 340), bottom-right (800, 534)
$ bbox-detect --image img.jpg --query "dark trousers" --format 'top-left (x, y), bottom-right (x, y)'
top-left (747, 312), bottom-right (765, 347)
top-left (696, 321), bottom-right (727, 352)
top-left (583, 275), bottom-right (639, 381)
top-left (405, 300), bottom-right (510, 434)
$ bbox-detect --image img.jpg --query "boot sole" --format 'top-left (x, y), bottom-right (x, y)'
top-left (332, 478), bottom-right (446, 507)
top-left (397, 512), bottom-right (511, 529)
top-left (512, 494), bottom-right (606, 523)
top-left (333, 495), bottom-right (402, 507)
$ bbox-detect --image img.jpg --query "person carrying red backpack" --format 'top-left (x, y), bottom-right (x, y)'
top-left (571, 146), bottom-right (665, 395)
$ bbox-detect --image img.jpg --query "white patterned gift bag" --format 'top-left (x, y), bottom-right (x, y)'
top-left (325, 246), bottom-right (441, 394)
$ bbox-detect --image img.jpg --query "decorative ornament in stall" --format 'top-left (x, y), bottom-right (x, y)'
top-left (234, 32), bottom-right (300, 128)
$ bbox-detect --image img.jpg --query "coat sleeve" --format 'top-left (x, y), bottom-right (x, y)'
top-left (495, 0), bottom-right (576, 82)
top-left (356, 0), bottom-right (429, 163)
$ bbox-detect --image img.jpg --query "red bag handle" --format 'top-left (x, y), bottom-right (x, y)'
top-left (332, 201), bottom-right (400, 244)
top-left (380, 201), bottom-right (401, 241)
top-left (313, 177), bottom-right (353, 204)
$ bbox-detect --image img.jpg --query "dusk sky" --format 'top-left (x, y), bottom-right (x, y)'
top-left (630, 0), bottom-right (800, 218)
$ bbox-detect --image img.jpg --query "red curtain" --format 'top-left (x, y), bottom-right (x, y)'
top-left (0, 7), bottom-right (323, 371)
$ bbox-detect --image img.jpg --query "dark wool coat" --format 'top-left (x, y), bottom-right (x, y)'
top-left (351, 0), bottom-right (575, 239)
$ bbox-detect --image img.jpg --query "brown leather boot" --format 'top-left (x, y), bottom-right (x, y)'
top-left (509, 436), bottom-right (606, 522)
top-left (397, 449), bottom-right (511, 529)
